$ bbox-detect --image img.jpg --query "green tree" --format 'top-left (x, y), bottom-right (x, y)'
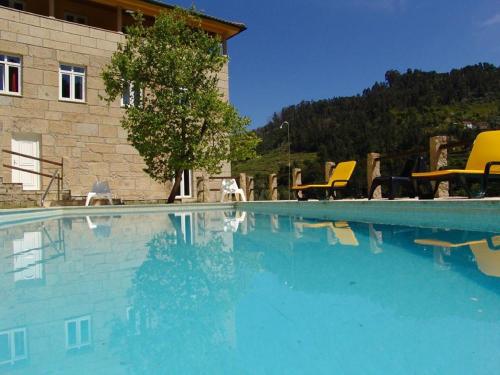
top-left (102, 9), bottom-right (259, 203)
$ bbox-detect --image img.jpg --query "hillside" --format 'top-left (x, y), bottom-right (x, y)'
top-left (234, 63), bottom-right (500, 198)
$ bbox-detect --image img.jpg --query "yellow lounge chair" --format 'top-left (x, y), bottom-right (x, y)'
top-left (292, 160), bottom-right (357, 200)
top-left (412, 130), bottom-right (500, 198)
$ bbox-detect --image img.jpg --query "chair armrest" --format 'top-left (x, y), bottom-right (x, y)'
top-left (331, 179), bottom-right (350, 187)
top-left (484, 161), bottom-right (500, 177)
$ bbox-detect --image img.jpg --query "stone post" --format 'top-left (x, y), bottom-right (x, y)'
top-left (429, 136), bottom-right (449, 198)
top-left (269, 174), bottom-right (278, 200)
top-left (325, 162), bottom-right (336, 182)
top-left (367, 153), bottom-right (381, 199)
top-left (292, 168), bottom-right (302, 186)
top-left (202, 174), bottom-right (210, 203)
top-left (292, 168), bottom-right (302, 200)
top-left (247, 176), bottom-right (255, 201)
top-left (239, 173), bottom-right (247, 200)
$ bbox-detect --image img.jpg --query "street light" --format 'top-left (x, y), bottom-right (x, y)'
top-left (280, 121), bottom-right (291, 200)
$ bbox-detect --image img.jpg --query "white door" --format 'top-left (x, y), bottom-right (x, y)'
top-left (13, 231), bottom-right (43, 282)
top-left (11, 136), bottom-right (40, 190)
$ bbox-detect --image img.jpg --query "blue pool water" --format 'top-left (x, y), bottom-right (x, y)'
top-left (0, 209), bottom-right (499, 374)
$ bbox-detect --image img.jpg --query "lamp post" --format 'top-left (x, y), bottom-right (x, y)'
top-left (280, 121), bottom-right (291, 200)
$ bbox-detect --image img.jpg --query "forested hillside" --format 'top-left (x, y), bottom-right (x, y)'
top-left (235, 63), bottom-right (500, 198)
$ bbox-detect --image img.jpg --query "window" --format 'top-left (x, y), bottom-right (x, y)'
top-left (121, 82), bottom-right (141, 107)
top-left (0, 0), bottom-right (25, 10)
top-left (0, 328), bottom-right (27, 365)
top-left (64, 12), bottom-right (87, 25)
top-left (65, 316), bottom-right (91, 350)
top-left (59, 64), bottom-right (85, 102)
top-left (0, 54), bottom-right (21, 95)
top-left (174, 170), bottom-right (192, 198)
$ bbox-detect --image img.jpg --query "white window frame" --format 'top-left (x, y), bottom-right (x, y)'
top-left (65, 315), bottom-right (91, 350)
top-left (0, 54), bottom-right (21, 96)
top-left (121, 82), bottom-right (141, 107)
top-left (0, 0), bottom-right (25, 10)
top-left (64, 12), bottom-right (88, 25)
top-left (0, 328), bottom-right (27, 365)
top-left (59, 64), bottom-right (86, 103)
top-left (175, 169), bottom-right (192, 198)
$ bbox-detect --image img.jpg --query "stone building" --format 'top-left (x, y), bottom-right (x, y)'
top-left (0, 0), bottom-right (246, 203)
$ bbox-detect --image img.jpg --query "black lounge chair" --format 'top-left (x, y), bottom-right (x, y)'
top-left (368, 156), bottom-right (424, 200)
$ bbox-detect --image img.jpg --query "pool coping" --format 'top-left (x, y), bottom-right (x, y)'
top-left (0, 199), bottom-right (499, 232)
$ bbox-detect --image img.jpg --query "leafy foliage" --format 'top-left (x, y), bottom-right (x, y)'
top-left (102, 9), bottom-right (259, 202)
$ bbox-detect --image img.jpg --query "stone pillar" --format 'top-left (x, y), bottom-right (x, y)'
top-left (269, 174), bottom-right (278, 200)
top-left (239, 173), bottom-right (247, 200)
top-left (117, 6), bottom-right (123, 32)
top-left (325, 162), bottom-right (336, 182)
top-left (367, 153), bottom-right (381, 199)
top-left (202, 174), bottom-right (210, 202)
top-left (247, 176), bottom-right (255, 201)
top-left (292, 168), bottom-right (302, 187)
top-left (292, 168), bottom-right (302, 200)
top-left (429, 136), bottom-right (449, 198)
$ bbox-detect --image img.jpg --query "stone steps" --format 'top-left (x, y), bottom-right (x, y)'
top-left (0, 177), bottom-right (72, 208)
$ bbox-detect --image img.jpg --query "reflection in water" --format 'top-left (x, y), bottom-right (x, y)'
top-left (0, 211), bottom-right (498, 374)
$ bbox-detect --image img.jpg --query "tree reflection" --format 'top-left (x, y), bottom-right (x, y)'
top-left (111, 227), bottom-right (258, 374)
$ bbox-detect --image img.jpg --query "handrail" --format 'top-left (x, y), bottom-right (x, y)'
top-left (2, 164), bottom-right (62, 180)
top-left (2, 149), bottom-right (64, 206)
top-left (2, 149), bottom-right (63, 166)
top-left (40, 170), bottom-right (60, 206)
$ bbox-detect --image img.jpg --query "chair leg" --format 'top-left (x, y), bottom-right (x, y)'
top-left (478, 175), bottom-right (488, 198)
top-left (389, 179), bottom-right (395, 200)
top-left (368, 181), bottom-right (380, 200)
top-left (85, 192), bottom-right (96, 207)
top-left (457, 175), bottom-right (473, 198)
top-left (406, 180), bottom-right (416, 198)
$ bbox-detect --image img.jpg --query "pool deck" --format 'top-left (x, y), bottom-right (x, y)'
top-left (0, 198), bottom-right (499, 232)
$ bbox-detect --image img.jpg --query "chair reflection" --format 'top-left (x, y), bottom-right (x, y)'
top-left (294, 220), bottom-right (359, 246)
top-left (223, 211), bottom-right (246, 233)
top-left (414, 235), bottom-right (500, 277)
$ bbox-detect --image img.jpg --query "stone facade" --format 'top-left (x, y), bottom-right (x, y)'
top-left (0, 6), bottom-right (231, 202)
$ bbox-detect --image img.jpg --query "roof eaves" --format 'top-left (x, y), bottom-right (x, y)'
top-left (140, 0), bottom-right (247, 37)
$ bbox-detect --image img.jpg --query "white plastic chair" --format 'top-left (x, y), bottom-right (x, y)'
top-left (220, 178), bottom-right (247, 202)
top-left (85, 180), bottom-right (113, 206)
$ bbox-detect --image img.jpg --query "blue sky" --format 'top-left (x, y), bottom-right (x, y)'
top-left (166, 0), bottom-right (500, 129)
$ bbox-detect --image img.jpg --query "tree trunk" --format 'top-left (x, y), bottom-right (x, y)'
top-left (167, 169), bottom-right (183, 204)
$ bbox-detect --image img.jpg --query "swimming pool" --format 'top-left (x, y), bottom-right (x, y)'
top-left (0, 206), bottom-right (499, 374)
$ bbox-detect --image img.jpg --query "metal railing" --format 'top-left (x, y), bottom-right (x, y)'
top-left (2, 149), bottom-right (64, 205)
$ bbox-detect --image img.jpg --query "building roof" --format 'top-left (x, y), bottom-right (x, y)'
top-left (145, 0), bottom-right (247, 33)
top-left (93, 0), bottom-right (247, 39)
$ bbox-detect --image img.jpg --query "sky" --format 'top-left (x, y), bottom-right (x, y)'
top-left (165, 0), bottom-right (500, 129)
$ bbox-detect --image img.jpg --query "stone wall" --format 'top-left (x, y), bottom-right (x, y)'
top-left (0, 6), bottom-right (231, 202)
